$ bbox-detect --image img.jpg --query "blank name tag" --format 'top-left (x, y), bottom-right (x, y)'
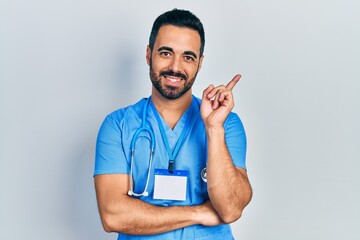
top-left (153, 169), bottom-right (188, 201)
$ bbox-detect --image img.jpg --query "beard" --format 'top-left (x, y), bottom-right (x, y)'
top-left (149, 62), bottom-right (198, 100)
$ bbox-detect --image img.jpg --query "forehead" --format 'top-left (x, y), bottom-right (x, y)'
top-left (154, 25), bottom-right (201, 53)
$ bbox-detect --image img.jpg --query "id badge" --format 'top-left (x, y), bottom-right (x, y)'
top-left (153, 169), bottom-right (188, 201)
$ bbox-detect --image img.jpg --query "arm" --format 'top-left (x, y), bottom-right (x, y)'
top-left (201, 74), bottom-right (253, 223)
top-left (94, 173), bottom-right (223, 235)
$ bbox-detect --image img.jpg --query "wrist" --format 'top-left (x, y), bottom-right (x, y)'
top-left (205, 126), bottom-right (225, 135)
top-left (188, 205), bottom-right (203, 225)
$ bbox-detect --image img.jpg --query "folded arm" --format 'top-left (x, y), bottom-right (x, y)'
top-left (94, 174), bottom-right (223, 235)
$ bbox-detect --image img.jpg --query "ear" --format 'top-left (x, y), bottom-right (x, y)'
top-left (146, 45), bottom-right (151, 65)
top-left (197, 55), bottom-right (204, 72)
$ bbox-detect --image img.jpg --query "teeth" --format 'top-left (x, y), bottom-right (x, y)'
top-left (166, 76), bottom-right (181, 83)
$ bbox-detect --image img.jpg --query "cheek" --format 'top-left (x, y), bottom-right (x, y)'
top-left (186, 65), bottom-right (199, 77)
top-left (151, 57), bottom-right (169, 72)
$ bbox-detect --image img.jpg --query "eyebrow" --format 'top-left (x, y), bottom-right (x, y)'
top-left (157, 46), bottom-right (198, 59)
top-left (157, 46), bottom-right (174, 53)
top-left (184, 51), bottom-right (198, 59)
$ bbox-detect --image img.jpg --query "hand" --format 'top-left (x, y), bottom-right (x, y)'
top-left (196, 200), bottom-right (224, 226)
top-left (200, 74), bottom-right (241, 129)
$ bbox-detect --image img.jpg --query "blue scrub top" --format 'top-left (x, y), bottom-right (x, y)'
top-left (94, 95), bottom-right (247, 240)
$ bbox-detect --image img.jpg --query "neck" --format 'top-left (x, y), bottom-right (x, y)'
top-left (151, 87), bottom-right (192, 129)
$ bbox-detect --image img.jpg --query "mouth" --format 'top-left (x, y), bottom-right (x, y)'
top-left (164, 75), bottom-right (184, 83)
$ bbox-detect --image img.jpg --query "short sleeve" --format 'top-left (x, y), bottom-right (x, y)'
top-left (224, 113), bottom-right (247, 170)
top-left (94, 114), bottom-right (130, 176)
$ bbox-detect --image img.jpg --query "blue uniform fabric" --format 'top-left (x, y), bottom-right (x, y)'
top-left (94, 95), bottom-right (247, 240)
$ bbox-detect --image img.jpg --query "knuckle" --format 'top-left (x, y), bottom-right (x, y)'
top-left (214, 85), bottom-right (225, 90)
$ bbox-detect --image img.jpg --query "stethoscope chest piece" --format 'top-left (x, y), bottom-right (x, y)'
top-left (201, 167), bottom-right (207, 183)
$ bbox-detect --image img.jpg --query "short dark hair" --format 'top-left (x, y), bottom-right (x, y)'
top-left (149, 9), bottom-right (205, 57)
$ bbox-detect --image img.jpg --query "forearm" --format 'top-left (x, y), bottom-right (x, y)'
top-left (206, 127), bottom-right (252, 223)
top-left (101, 196), bottom-right (200, 235)
top-left (95, 172), bottom-right (223, 235)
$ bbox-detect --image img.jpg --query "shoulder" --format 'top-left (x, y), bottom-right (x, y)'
top-left (225, 112), bottom-right (243, 126)
top-left (224, 112), bottom-right (246, 138)
top-left (102, 98), bottom-right (147, 128)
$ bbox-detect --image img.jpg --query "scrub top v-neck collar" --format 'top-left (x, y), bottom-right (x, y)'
top-left (149, 96), bottom-right (200, 173)
top-left (149, 96), bottom-right (198, 150)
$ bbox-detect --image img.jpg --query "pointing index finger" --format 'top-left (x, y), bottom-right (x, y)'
top-left (225, 74), bottom-right (242, 90)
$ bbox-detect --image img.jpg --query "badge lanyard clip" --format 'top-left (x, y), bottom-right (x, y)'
top-left (168, 160), bottom-right (175, 173)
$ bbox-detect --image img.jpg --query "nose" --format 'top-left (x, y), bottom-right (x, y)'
top-left (168, 55), bottom-right (182, 73)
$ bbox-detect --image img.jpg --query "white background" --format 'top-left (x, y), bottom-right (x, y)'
top-left (1, 0), bottom-right (359, 239)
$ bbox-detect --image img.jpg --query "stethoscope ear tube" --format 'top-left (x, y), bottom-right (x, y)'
top-left (128, 97), bottom-right (155, 197)
top-left (130, 127), bottom-right (155, 150)
top-left (128, 146), bottom-right (155, 197)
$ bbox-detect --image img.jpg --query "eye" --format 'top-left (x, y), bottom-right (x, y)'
top-left (184, 56), bottom-right (195, 62)
top-left (160, 51), bottom-right (172, 57)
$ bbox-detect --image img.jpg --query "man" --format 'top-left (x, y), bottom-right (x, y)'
top-left (94, 9), bottom-right (252, 239)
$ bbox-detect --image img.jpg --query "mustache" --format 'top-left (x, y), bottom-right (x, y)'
top-left (160, 70), bottom-right (187, 80)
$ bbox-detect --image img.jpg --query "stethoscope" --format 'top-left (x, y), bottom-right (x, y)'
top-left (128, 97), bottom-right (155, 197)
top-left (127, 97), bottom-right (207, 197)
top-left (201, 167), bottom-right (207, 183)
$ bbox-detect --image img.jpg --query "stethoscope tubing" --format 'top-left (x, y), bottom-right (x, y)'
top-left (128, 97), bottom-right (155, 197)
top-left (128, 97), bottom-right (208, 197)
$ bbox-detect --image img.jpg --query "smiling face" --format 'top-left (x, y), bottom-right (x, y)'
top-left (146, 25), bottom-right (204, 100)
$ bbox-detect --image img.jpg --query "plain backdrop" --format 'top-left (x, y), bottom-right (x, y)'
top-left (1, 0), bottom-right (359, 239)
